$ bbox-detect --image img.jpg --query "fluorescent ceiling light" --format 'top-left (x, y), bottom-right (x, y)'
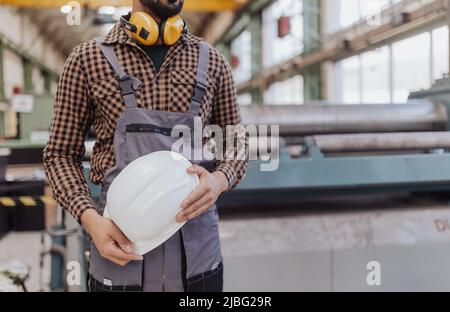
top-left (60, 5), bottom-right (72, 14)
top-left (98, 6), bottom-right (116, 15)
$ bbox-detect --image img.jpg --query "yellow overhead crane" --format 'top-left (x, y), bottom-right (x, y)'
top-left (0, 0), bottom-right (245, 11)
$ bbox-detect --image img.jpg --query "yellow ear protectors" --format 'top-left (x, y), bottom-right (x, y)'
top-left (121, 12), bottom-right (186, 46)
top-left (160, 15), bottom-right (186, 46)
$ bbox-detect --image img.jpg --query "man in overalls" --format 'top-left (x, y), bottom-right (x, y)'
top-left (43, 0), bottom-right (248, 292)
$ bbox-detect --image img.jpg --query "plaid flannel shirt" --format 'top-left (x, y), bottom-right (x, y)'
top-left (43, 22), bottom-right (248, 222)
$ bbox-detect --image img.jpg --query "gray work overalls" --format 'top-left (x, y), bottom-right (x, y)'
top-left (88, 37), bottom-right (223, 292)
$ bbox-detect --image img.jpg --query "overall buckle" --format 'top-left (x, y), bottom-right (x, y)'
top-left (192, 82), bottom-right (208, 104)
top-left (117, 76), bottom-right (136, 96)
top-left (117, 76), bottom-right (141, 96)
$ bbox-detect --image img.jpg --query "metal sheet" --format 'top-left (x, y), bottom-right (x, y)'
top-left (313, 131), bottom-right (450, 153)
top-left (240, 101), bottom-right (448, 135)
top-left (220, 149), bottom-right (450, 196)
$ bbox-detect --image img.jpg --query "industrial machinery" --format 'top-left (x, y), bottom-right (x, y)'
top-left (219, 97), bottom-right (450, 208)
top-left (410, 76), bottom-right (450, 123)
top-left (80, 94), bottom-right (450, 208)
top-left (217, 83), bottom-right (450, 291)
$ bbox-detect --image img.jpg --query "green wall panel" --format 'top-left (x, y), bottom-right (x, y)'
top-left (19, 95), bottom-right (54, 140)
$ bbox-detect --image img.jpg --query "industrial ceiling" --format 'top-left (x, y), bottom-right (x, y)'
top-left (0, 0), bottom-right (247, 56)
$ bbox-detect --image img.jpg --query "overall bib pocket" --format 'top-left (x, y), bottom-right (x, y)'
top-left (125, 123), bottom-right (179, 163)
top-left (125, 121), bottom-right (195, 163)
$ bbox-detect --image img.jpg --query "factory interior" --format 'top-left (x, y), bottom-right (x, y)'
top-left (1, 0), bottom-right (450, 293)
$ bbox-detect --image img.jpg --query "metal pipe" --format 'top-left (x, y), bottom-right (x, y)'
top-left (313, 132), bottom-right (450, 153)
top-left (240, 101), bottom-right (448, 135)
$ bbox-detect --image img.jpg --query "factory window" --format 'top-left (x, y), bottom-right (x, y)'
top-left (231, 30), bottom-right (252, 84)
top-left (325, 0), bottom-right (393, 33)
top-left (432, 26), bottom-right (449, 81)
top-left (335, 47), bottom-right (390, 104)
top-left (340, 55), bottom-right (361, 104)
top-left (237, 93), bottom-right (253, 106)
top-left (361, 46), bottom-right (390, 103)
top-left (332, 25), bottom-right (449, 104)
top-left (340, 0), bottom-right (361, 28)
top-left (262, 0), bottom-right (303, 67)
top-left (264, 75), bottom-right (304, 105)
top-left (392, 32), bottom-right (431, 103)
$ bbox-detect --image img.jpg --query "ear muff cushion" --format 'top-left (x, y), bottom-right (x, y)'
top-left (129, 12), bottom-right (159, 45)
top-left (161, 15), bottom-right (185, 46)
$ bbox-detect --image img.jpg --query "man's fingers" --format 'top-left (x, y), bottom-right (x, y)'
top-left (108, 256), bottom-right (129, 267)
top-left (185, 203), bottom-right (212, 221)
top-left (106, 243), bottom-right (143, 262)
top-left (187, 165), bottom-right (207, 176)
top-left (181, 184), bottom-right (208, 209)
top-left (110, 225), bottom-right (133, 253)
top-left (177, 193), bottom-right (212, 222)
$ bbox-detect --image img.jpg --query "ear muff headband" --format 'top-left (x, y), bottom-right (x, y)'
top-left (121, 17), bottom-right (138, 33)
top-left (121, 12), bottom-right (185, 46)
top-left (159, 18), bottom-right (168, 45)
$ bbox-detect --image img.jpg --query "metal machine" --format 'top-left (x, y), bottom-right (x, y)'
top-left (219, 96), bottom-right (450, 208)
top-left (80, 93), bottom-right (450, 207)
top-left (218, 83), bottom-right (450, 291)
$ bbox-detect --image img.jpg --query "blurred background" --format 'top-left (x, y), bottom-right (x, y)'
top-left (1, 0), bottom-right (450, 292)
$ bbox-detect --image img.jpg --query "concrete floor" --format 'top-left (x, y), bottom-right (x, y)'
top-left (220, 195), bottom-right (450, 292)
top-left (0, 232), bottom-right (49, 292)
top-left (221, 197), bottom-right (450, 291)
top-left (2, 195), bottom-right (450, 292)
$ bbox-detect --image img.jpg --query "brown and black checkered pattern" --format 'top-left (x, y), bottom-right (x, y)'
top-left (43, 22), bottom-right (248, 222)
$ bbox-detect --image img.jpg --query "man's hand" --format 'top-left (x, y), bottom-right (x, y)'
top-left (177, 166), bottom-right (229, 223)
top-left (81, 209), bottom-right (143, 266)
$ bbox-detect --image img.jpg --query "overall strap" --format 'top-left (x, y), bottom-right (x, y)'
top-left (189, 42), bottom-right (210, 115)
top-left (95, 37), bottom-right (141, 109)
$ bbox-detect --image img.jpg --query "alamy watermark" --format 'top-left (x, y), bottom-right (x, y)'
top-left (170, 117), bottom-right (280, 172)
top-left (62, 1), bottom-right (81, 26)
top-left (366, 261), bottom-right (382, 286)
top-left (66, 261), bottom-right (81, 287)
top-left (61, 0), bottom-right (386, 28)
top-left (365, 0), bottom-right (384, 27)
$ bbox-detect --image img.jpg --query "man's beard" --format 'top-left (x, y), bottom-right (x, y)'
top-left (139, 0), bottom-right (184, 19)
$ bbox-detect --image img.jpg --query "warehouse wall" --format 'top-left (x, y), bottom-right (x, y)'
top-left (0, 7), bottom-right (66, 74)
top-left (0, 7), bottom-right (66, 139)
top-left (2, 48), bottom-right (23, 99)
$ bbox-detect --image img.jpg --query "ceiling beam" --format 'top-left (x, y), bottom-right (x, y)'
top-left (0, 0), bottom-right (245, 11)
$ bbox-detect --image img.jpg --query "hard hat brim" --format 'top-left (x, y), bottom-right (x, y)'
top-left (104, 204), bottom-right (188, 256)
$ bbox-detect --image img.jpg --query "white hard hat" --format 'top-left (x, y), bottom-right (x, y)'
top-left (104, 151), bottom-right (199, 255)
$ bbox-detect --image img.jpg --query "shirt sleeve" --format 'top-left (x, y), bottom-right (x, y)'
top-left (43, 46), bottom-right (96, 223)
top-left (211, 54), bottom-right (249, 189)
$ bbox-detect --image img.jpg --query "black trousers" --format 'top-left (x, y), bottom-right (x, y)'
top-left (88, 262), bottom-right (223, 292)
